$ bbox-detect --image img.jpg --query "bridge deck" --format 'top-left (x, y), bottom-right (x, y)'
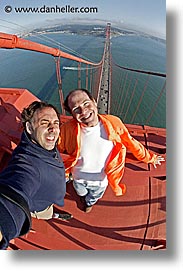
top-left (0, 88), bottom-right (166, 250)
top-left (11, 132), bottom-right (166, 250)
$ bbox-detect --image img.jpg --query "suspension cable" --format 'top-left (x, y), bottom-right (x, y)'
top-left (145, 80), bottom-right (166, 124)
top-left (55, 57), bottom-right (65, 115)
top-left (123, 78), bottom-right (138, 121)
top-left (131, 74), bottom-right (150, 123)
top-left (113, 61), bottom-right (166, 78)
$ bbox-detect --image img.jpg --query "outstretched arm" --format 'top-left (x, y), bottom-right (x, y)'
top-left (152, 155), bottom-right (165, 168)
top-left (0, 186), bottom-right (31, 250)
top-left (119, 124), bottom-right (165, 166)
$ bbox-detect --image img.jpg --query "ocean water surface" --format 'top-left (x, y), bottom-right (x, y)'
top-left (0, 32), bottom-right (166, 127)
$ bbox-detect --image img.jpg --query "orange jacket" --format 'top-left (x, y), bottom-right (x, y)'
top-left (58, 114), bottom-right (157, 196)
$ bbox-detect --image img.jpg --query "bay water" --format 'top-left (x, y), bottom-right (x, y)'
top-left (0, 32), bottom-right (166, 127)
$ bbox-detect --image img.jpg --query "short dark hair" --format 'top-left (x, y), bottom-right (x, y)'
top-left (21, 101), bottom-right (60, 129)
top-left (64, 88), bottom-right (95, 114)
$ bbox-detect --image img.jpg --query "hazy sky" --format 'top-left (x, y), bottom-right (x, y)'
top-left (0, 0), bottom-right (166, 38)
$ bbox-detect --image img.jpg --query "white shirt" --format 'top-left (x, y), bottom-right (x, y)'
top-left (72, 121), bottom-right (114, 186)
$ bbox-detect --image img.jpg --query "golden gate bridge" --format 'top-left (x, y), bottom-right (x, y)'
top-left (0, 23), bottom-right (166, 250)
top-left (0, 23), bottom-right (166, 127)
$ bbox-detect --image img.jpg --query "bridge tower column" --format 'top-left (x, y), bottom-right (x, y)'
top-left (97, 23), bottom-right (111, 114)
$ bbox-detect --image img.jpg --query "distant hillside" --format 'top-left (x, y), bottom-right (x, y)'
top-left (28, 24), bottom-right (134, 38)
top-left (24, 23), bottom-right (165, 44)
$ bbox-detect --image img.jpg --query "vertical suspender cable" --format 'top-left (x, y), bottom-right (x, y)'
top-left (55, 57), bottom-right (65, 115)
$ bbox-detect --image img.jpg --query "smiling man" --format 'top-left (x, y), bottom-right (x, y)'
top-left (58, 89), bottom-right (165, 213)
top-left (25, 104), bottom-right (60, 150)
top-left (66, 89), bottom-right (99, 127)
top-left (0, 101), bottom-right (72, 249)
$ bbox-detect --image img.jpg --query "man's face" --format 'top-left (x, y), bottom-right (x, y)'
top-left (26, 107), bottom-right (60, 150)
top-left (68, 90), bottom-right (99, 127)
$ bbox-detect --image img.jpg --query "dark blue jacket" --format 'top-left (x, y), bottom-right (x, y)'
top-left (0, 131), bottom-right (66, 249)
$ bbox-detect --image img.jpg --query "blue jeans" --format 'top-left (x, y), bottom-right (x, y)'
top-left (73, 180), bottom-right (108, 206)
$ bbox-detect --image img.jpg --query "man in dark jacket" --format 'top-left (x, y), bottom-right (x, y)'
top-left (0, 101), bottom-right (72, 249)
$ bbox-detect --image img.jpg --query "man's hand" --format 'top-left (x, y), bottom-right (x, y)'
top-left (0, 231), bottom-right (3, 242)
top-left (153, 155), bottom-right (165, 168)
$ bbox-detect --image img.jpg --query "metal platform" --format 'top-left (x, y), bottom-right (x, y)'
top-left (0, 88), bottom-right (166, 250)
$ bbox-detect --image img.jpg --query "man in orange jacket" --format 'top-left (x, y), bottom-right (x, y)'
top-left (58, 89), bottom-right (165, 213)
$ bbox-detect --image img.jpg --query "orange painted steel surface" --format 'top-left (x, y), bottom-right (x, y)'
top-left (0, 88), bottom-right (39, 171)
top-left (0, 32), bottom-right (101, 66)
top-left (0, 88), bottom-right (166, 250)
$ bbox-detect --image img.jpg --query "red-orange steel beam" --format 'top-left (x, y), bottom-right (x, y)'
top-left (0, 32), bottom-right (100, 66)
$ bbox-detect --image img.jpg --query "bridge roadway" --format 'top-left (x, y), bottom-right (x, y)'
top-left (97, 23), bottom-right (111, 114)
